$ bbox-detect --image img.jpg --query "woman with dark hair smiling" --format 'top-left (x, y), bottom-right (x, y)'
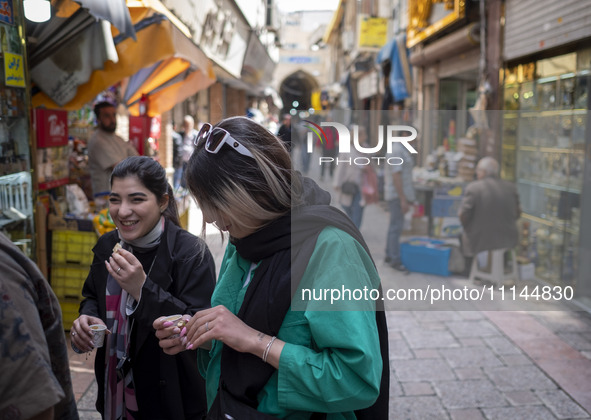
top-left (154, 116), bottom-right (389, 419)
top-left (71, 156), bottom-right (216, 419)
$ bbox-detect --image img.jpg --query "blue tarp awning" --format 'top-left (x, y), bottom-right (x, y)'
top-left (377, 34), bottom-right (411, 102)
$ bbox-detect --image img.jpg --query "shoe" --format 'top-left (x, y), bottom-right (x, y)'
top-left (389, 262), bottom-right (410, 274)
top-left (384, 256), bottom-right (393, 264)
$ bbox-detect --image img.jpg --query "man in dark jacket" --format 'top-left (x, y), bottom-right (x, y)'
top-left (0, 232), bottom-right (78, 420)
top-left (458, 157), bottom-right (521, 267)
top-left (277, 114), bottom-right (292, 152)
top-left (172, 123), bottom-right (184, 189)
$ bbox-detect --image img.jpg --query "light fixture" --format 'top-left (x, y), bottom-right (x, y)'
top-left (24, 0), bottom-right (51, 23)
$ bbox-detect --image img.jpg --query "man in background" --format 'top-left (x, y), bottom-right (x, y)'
top-left (176, 115), bottom-right (198, 188)
top-left (458, 157), bottom-right (521, 270)
top-left (171, 121), bottom-right (184, 189)
top-left (277, 114), bottom-right (292, 152)
top-left (87, 101), bottom-right (138, 206)
top-left (0, 232), bottom-right (78, 420)
top-left (384, 142), bottom-right (415, 273)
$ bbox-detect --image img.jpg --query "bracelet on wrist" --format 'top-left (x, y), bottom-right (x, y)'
top-left (262, 336), bottom-right (277, 363)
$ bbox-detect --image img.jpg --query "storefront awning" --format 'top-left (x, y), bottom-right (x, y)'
top-left (121, 37), bottom-right (216, 116)
top-left (323, 0), bottom-right (345, 44)
top-left (376, 34), bottom-right (412, 102)
top-left (74, 0), bottom-right (136, 40)
top-left (240, 33), bottom-right (277, 94)
top-left (31, 0), bottom-right (215, 111)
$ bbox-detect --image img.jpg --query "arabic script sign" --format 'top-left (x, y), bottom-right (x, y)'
top-left (4, 52), bottom-right (25, 87)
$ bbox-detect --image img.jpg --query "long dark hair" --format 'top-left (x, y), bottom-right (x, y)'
top-left (111, 156), bottom-right (180, 226)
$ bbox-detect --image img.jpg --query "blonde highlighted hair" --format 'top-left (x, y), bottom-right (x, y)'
top-left (185, 116), bottom-right (302, 237)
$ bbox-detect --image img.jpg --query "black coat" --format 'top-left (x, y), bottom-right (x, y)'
top-left (80, 220), bottom-right (216, 419)
top-left (172, 131), bottom-right (184, 169)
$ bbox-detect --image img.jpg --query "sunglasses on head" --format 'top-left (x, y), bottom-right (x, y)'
top-left (194, 123), bottom-right (254, 159)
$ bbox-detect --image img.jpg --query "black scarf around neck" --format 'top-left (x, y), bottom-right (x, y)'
top-left (216, 176), bottom-right (389, 419)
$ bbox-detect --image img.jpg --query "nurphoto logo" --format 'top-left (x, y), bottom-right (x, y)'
top-left (302, 121), bottom-right (418, 166)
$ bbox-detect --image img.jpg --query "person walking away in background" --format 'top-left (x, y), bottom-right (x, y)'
top-left (0, 232), bottom-right (78, 420)
top-left (276, 114), bottom-right (292, 153)
top-left (71, 156), bottom-right (216, 419)
top-left (172, 121), bottom-right (184, 189)
top-left (458, 157), bottom-right (521, 276)
top-left (87, 101), bottom-right (138, 209)
top-left (177, 115), bottom-right (199, 189)
top-left (153, 116), bottom-right (390, 418)
top-left (333, 126), bottom-right (371, 228)
top-left (384, 141), bottom-right (415, 273)
top-left (319, 124), bottom-right (338, 181)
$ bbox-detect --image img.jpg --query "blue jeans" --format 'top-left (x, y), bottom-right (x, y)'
top-left (342, 191), bottom-right (364, 228)
top-left (173, 164), bottom-right (188, 189)
top-left (386, 198), bottom-right (403, 264)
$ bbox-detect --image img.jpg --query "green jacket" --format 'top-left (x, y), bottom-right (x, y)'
top-left (199, 227), bottom-right (382, 419)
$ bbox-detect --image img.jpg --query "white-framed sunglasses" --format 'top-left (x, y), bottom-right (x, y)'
top-left (194, 123), bottom-right (254, 159)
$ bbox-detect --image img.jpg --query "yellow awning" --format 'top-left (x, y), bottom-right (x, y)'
top-left (323, 0), bottom-right (345, 45)
top-left (32, 0), bottom-right (215, 111)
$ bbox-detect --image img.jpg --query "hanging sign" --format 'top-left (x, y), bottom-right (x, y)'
top-left (0, 0), bottom-right (14, 25)
top-left (358, 15), bottom-right (389, 50)
top-left (4, 52), bottom-right (25, 87)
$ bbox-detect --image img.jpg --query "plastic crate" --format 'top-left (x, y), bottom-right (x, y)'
top-left (51, 230), bottom-right (97, 265)
top-left (401, 237), bottom-right (451, 276)
top-left (51, 265), bottom-right (89, 300)
top-left (59, 298), bottom-right (81, 331)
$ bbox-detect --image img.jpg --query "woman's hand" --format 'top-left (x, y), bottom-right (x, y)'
top-left (71, 315), bottom-right (110, 353)
top-left (184, 306), bottom-right (262, 355)
top-left (153, 315), bottom-right (191, 355)
top-left (106, 248), bottom-right (146, 300)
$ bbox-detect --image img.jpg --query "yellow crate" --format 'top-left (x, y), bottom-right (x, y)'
top-left (51, 265), bottom-right (89, 300)
top-left (59, 298), bottom-right (81, 331)
top-left (51, 230), bottom-right (97, 265)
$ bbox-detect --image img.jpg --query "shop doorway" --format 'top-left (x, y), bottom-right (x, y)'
top-left (438, 74), bottom-right (478, 150)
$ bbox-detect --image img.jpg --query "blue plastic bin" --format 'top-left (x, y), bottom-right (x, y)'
top-left (401, 237), bottom-right (451, 276)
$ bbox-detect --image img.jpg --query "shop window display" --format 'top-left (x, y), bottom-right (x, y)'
top-left (502, 51), bottom-right (589, 292)
top-left (0, 10), bottom-right (34, 257)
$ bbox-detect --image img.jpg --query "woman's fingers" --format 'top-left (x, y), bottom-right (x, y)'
top-left (157, 336), bottom-right (186, 355)
top-left (153, 315), bottom-right (197, 354)
top-left (71, 315), bottom-right (103, 351)
top-left (184, 306), bottom-right (256, 353)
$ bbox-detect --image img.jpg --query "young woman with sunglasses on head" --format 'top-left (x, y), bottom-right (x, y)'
top-left (153, 116), bottom-right (389, 419)
top-left (71, 156), bottom-right (216, 420)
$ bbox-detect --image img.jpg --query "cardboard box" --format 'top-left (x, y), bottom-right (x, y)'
top-left (48, 214), bottom-right (79, 230)
top-left (48, 214), bottom-right (94, 231)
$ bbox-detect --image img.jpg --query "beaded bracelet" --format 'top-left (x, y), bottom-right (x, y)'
top-left (262, 336), bottom-right (277, 363)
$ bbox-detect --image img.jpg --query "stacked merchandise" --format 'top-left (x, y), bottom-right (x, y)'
top-left (456, 137), bottom-right (478, 181)
top-left (50, 228), bottom-right (97, 330)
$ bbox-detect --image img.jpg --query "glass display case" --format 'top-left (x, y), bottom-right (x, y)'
top-left (502, 53), bottom-right (589, 288)
top-left (0, 7), bottom-right (34, 257)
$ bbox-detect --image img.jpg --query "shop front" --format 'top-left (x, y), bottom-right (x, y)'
top-left (502, 0), bottom-right (591, 306)
top-left (1, 0), bottom-right (35, 260)
top-left (410, 26), bottom-right (481, 168)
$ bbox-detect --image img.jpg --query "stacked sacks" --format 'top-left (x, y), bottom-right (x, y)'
top-left (457, 137), bottom-right (478, 182)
